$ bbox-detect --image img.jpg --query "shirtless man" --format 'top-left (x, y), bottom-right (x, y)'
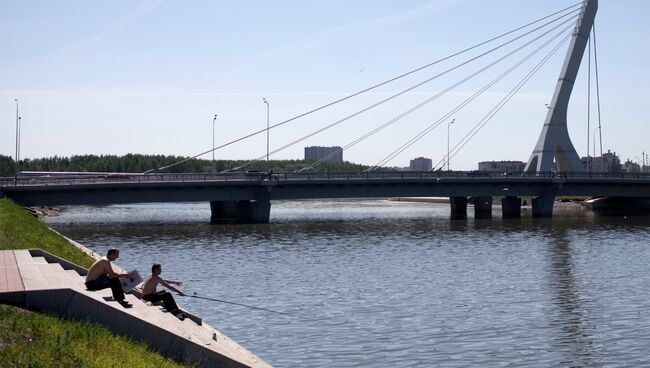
top-left (141, 263), bottom-right (185, 319)
top-left (85, 248), bottom-right (132, 308)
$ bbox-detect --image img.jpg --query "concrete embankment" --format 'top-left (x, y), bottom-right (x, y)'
top-left (0, 247), bottom-right (271, 368)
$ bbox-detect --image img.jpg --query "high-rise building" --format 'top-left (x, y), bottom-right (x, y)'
top-left (304, 146), bottom-right (343, 163)
top-left (409, 157), bottom-right (432, 171)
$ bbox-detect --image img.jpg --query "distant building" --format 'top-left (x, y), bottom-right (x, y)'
top-left (478, 160), bottom-right (525, 172)
top-left (409, 157), bottom-right (432, 171)
top-left (580, 150), bottom-right (622, 173)
top-left (622, 159), bottom-right (641, 173)
top-left (304, 146), bottom-right (343, 163)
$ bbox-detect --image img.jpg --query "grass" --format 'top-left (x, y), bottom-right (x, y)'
top-left (0, 198), bottom-right (193, 367)
top-left (0, 304), bottom-right (192, 368)
top-left (0, 198), bottom-right (94, 268)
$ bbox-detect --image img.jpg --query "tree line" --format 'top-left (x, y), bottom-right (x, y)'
top-left (0, 154), bottom-right (371, 176)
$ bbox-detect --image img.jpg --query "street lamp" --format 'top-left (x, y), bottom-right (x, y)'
top-left (14, 99), bottom-right (19, 180)
top-left (262, 98), bottom-right (269, 162)
top-left (447, 118), bottom-right (455, 171)
top-left (212, 114), bottom-right (217, 171)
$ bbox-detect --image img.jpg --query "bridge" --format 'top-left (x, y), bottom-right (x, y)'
top-left (3, 170), bottom-right (650, 223)
top-left (4, 0), bottom-right (648, 223)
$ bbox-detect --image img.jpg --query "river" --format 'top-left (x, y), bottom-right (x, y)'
top-left (45, 199), bottom-right (650, 367)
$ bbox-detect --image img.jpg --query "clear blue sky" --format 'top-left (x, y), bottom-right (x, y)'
top-left (1, 0), bottom-right (648, 170)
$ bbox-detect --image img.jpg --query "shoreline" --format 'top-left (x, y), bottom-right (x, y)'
top-left (390, 196), bottom-right (585, 209)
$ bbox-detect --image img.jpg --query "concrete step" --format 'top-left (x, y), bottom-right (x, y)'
top-left (31, 256), bottom-right (48, 264)
top-left (36, 264), bottom-right (69, 287)
top-left (14, 250), bottom-right (48, 289)
top-left (63, 269), bottom-right (86, 289)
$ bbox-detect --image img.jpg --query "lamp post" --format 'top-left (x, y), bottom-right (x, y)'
top-left (447, 118), bottom-right (455, 171)
top-left (14, 99), bottom-right (19, 181)
top-left (212, 114), bottom-right (217, 171)
top-left (641, 151), bottom-right (646, 173)
top-left (262, 98), bottom-right (269, 162)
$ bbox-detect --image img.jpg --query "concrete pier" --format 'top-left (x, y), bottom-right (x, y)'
top-left (449, 196), bottom-right (468, 219)
top-left (501, 196), bottom-right (521, 218)
top-left (473, 196), bottom-right (493, 219)
top-left (532, 193), bottom-right (555, 217)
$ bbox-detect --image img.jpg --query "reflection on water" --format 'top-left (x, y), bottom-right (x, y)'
top-left (45, 200), bottom-right (650, 367)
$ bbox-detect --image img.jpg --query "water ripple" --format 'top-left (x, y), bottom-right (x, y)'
top-left (46, 200), bottom-right (650, 367)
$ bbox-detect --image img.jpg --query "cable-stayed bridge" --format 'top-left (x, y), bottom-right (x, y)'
top-left (2, 170), bottom-right (650, 223)
top-left (4, 0), bottom-right (648, 222)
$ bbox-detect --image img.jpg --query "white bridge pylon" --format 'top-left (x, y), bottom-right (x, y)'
top-left (525, 0), bottom-right (597, 173)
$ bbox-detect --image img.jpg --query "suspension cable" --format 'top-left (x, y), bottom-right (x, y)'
top-left (304, 19), bottom-right (578, 171)
top-left (593, 23), bottom-right (603, 156)
top-left (229, 14), bottom-right (579, 172)
top-left (433, 32), bottom-right (573, 170)
top-left (143, 3), bottom-right (582, 173)
top-left (369, 26), bottom-right (575, 171)
top-left (587, 30), bottom-right (592, 159)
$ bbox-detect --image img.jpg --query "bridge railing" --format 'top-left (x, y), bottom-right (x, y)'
top-left (3, 170), bottom-right (650, 187)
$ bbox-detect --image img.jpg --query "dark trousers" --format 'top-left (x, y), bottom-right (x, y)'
top-left (85, 276), bottom-right (125, 302)
top-left (142, 291), bottom-right (179, 313)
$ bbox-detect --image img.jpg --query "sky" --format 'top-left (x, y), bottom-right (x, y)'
top-left (1, 0), bottom-right (649, 170)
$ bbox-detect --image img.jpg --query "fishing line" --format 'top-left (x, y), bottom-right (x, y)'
top-left (186, 291), bottom-right (297, 317)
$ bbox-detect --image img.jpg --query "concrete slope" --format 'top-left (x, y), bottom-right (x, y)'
top-left (0, 249), bottom-right (272, 368)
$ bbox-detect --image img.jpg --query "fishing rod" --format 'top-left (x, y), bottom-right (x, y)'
top-left (186, 292), bottom-right (296, 317)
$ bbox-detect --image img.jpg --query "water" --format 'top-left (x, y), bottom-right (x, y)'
top-left (45, 200), bottom-right (650, 367)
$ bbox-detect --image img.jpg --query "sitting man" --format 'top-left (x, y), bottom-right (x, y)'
top-left (141, 263), bottom-right (186, 319)
top-left (85, 248), bottom-right (132, 308)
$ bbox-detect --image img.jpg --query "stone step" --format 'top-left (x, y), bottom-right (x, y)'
top-left (64, 269), bottom-right (87, 289)
top-left (14, 250), bottom-right (48, 290)
top-left (31, 256), bottom-right (48, 264)
top-left (36, 263), bottom-right (69, 287)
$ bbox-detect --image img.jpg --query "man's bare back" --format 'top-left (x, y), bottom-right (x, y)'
top-left (86, 258), bottom-right (120, 282)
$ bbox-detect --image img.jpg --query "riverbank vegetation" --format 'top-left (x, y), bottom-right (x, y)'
top-left (0, 198), bottom-right (93, 268)
top-left (0, 199), bottom-right (192, 367)
top-left (0, 304), bottom-right (191, 367)
top-left (0, 153), bottom-right (369, 176)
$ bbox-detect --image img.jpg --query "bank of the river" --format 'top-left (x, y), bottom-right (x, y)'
top-left (390, 196), bottom-right (586, 208)
top-left (0, 198), bottom-right (192, 368)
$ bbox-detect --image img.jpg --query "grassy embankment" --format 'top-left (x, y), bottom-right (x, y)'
top-left (0, 198), bottom-right (192, 367)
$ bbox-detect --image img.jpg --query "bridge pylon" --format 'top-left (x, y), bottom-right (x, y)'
top-left (525, 0), bottom-right (597, 173)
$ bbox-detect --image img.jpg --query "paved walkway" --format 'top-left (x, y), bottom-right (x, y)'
top-left (0, 249), bottom-right (271, 368)
top-left (0, 251), bottom-right (24, 293)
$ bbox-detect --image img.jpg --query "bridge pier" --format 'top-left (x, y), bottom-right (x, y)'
top-left (473, 196), bottom-right (493, 219)
top-left (449, 196), bottom-right (468, 219)
top-left (210, 192), bottom-right (271, 224)
top-left (532, 193), bottom-right (555, 218)
top-left (501, 196), bottom-right (521, 218)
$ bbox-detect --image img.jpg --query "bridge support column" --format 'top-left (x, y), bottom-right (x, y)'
top-left (449, 197), bottom-right (468, 219)
top-left (210, 192), bottom-right (271, 224)
top-left (473, 196), bottom-right (493, 219)
top-left (532, 193), bottom-right (555, 218)
top-left (501, 196), bottom-right (521, 218)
